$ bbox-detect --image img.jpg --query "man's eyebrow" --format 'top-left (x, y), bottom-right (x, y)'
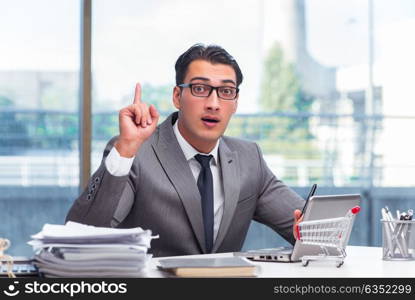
top-left (221, 79), bottom-right (236, 86)
top-left (190, 77), bottom-right (210, 82)
top-left (190, 77), bottom-right (237, 86)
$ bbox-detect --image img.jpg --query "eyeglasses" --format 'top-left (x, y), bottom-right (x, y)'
top-left (178, 83), bottom-right (239, 100)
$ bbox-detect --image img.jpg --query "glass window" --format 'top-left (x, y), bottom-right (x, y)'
top-left (0, 0), bottom-right (80, 256)
top-left (305, 0), bottom-right (415, 187)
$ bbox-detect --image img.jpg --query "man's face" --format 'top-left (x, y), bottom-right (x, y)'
top-left (173, 59), bottom-right (238, 152)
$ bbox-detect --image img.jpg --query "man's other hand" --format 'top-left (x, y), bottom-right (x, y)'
top-left (293, 209), bottom-right (303, 240)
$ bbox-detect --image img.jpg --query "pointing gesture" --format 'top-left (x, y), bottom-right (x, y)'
top-left (115, 83), bottom-right (160, 157)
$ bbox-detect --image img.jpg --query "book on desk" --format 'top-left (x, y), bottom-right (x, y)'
top-left (157, 256), bottom-right (257, 277)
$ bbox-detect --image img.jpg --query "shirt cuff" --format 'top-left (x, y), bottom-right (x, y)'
top-left (105, 146), bottom-right (135, 176)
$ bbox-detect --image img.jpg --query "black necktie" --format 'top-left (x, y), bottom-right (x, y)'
top-left (194, 154), bottom-right (214, 253)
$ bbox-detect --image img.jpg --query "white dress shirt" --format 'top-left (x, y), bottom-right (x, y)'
top-left (105, 120), bottom-right (225, 242)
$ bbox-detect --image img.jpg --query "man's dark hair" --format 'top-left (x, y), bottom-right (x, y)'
top-left (175, 44), bottom-right (243, 87)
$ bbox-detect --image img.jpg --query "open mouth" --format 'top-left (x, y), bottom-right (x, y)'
top-left (201, 117), bottom-right (220, 124)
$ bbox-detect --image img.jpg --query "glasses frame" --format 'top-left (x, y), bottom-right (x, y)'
top-left (178, 83), bottom-right (239, 101)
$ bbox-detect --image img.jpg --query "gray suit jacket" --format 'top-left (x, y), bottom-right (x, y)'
top-left (66, 112), bottom-right (304, 257)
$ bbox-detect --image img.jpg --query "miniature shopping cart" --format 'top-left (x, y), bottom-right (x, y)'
top-left (296, 206), bottom-right (361, 268)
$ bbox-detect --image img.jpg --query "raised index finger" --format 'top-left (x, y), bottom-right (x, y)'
top-left (133, 82), bottom-right (142, 104)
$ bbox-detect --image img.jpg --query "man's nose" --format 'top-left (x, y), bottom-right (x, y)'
top-left (205, 90), bottom-right (220, 111)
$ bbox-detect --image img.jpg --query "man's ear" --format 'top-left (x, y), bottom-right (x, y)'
top-left (173, 86), bottom-right (181, 110)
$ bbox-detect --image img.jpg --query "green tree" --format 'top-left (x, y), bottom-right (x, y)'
top-left (256, 42), bottom-right (317, 158)
top-left (260, 42), bottom-right (301, 112)
top-left (260, 42), bottom-right (314, 115)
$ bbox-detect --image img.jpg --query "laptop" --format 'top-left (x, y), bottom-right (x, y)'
top-left (234, 194), bottom-right (361, 262)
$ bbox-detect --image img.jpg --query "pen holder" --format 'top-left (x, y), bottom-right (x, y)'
top-left (381, 219), bottom-right (415, 261)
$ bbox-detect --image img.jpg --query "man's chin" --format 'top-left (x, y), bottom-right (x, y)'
top-left (200, 130), bottom-right (223, 142)
top-left (193, 132), bottom-right (223, 147)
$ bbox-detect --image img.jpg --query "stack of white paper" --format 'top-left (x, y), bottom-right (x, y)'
top-left (28, 221), bottom-right (158, 277)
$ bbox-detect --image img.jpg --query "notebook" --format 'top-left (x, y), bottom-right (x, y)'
top-left (157, 256), bottom-right (257, 277)
top-left (234, 194), bottom-right (361, 262)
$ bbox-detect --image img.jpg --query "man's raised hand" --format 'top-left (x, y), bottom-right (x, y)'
top-left (115, 83), bottom-right (159, 157)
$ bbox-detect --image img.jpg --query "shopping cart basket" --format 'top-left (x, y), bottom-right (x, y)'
top-left (296, 206), bottom-right (361, 267)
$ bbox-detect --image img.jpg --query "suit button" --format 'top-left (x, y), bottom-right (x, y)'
top-left (94, 177), bottom-right (100, 183)
top-left (87, 194), bottom-right (92, 200)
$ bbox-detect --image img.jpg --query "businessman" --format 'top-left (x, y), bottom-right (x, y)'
top-left (66, 44), bottom-right (305, 257)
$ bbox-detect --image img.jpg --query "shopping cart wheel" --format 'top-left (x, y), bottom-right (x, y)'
top-left (336, 261), bottom-right (344, 268)
top-left (302, 260), bottom-right (309, 267)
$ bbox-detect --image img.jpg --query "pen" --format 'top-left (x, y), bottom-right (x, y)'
top-left (402, 209), bottom-right (413, 257)
top-left (381, 208), bottom-right (394, 257)
top-left (393, 221), bottom-right (408, 257)
top-left (383, 206), bottom-right (408, 257)
top-left (301, 184), bottom-right (317, 216)
top-left (385, 206), bottom-right (395, 222)
top-left (406, 209), bottom-right (413, 220)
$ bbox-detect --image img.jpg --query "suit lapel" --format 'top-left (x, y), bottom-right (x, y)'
top-left (212, 139), bottom-right (240, 252)
top-left (151, 113), bottom-right (207, 253)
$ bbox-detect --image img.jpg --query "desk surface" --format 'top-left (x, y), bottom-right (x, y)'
top-left (146, 246), bottom-right (415, 277)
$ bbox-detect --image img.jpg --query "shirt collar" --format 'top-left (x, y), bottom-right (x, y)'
top-left (173, 118), bottom-right (220, 165)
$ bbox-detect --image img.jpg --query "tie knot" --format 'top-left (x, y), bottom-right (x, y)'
top-left (195, 154), bottom-right (213, 168)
